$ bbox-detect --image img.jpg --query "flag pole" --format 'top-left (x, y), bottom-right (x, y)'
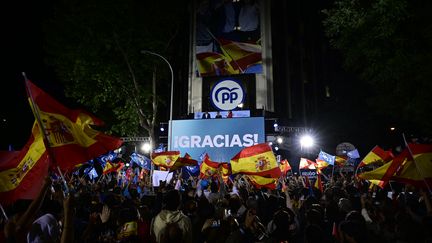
top-left (22, 72), bottom-right (69, 194)
top-left (0, 203), bottom-right (8, 221)
top-left (402, 133), bottom-right (432, 193)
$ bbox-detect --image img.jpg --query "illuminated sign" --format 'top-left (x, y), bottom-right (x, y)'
top-left (211, 79), bottom-right (245, 111)
top-left (170, 117), bottom-right (264, 162)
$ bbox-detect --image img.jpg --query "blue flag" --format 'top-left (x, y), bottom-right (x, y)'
top-left (154, 144), bottom-right (166, 153)
top-left (98, 151), bottom-right (118, 168)
top-left (84, 167), bottom-right (98, 180)
top-left (347, 149), bottom-right (360, 159)
top-left (318, 150), bottom-right (335, 165)
top-left (130, 152), bottom-right (151, 170)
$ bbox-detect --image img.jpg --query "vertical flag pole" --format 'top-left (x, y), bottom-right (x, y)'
top-left (402, 133), bottom-right (432, 193)
top-left (23, 72), bottom-right (69, 194)
top-left (0, 203), bottom-right (8, 221)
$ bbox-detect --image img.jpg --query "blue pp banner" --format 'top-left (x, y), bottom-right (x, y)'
top-left (169, 117), bottom-right (265, 162)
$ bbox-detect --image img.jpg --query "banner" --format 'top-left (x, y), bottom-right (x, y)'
top-left (170, 117), bottom-right (264, 162)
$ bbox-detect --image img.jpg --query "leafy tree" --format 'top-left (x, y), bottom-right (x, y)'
top-left (44, 0), bottom-right (187, 143)
top-left (323, 0), bottom-right (432, 134)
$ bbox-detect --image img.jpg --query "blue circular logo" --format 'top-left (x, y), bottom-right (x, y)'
top-left (210, 79), bottom-right (245, 111)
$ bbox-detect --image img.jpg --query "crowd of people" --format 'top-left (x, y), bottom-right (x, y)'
top-left (1, 168), bottom-right (432, 243)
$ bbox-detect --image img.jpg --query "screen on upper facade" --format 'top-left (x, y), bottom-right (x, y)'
top-left (195, 0), bottom-right (262, 77)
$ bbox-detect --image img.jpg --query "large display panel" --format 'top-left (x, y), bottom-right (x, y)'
top-left (195, 0), bottom-right (262, 77)
top-left (169, 117), bottom-right (264, 162)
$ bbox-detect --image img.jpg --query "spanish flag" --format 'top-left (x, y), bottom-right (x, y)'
top-left (392, 144), bottom-right (432, 188)
top-left (218, 38), bottom-right (262, 73)
top-left (358, 146), bottom-right (394, 168)
top-left (335, 156), bottom-right (347, 167)
top-left (0, 123), bottom-right (49, 205)
top-left (230, 143), bottom-right (281, 178)
top-left (151, 151), bottom-right (180, 169)
top-left (196, 52), bottom-right (237, 77)
top-left (220, 162), bottom-right (232, 182)
top-left (26, 80), bottom-right (123, 171)
top-left (279, 159), bottom-right (291, 176)
top-left (314, 169), bottom-right (324, 193)
top-left (103, 161), bottom-right (124, 174)
top-left (169, 153), bottom-right (197, 172)
top-left (247, 175), bottom-right (277, 190)
top-left (358, 149), bottom-right (408, 188)
top-left (299, 158), bottom-right (316, 170)
top-left (199, 154), bottom-right (220, 179)
top-left (315, 159), bottom-right (330, 170)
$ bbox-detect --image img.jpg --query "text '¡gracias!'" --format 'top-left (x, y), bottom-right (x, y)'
top-left (173, 134), bottom-right (259, 148)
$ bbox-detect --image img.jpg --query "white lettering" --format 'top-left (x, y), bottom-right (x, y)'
top-left (242, 134), bottom-right (254, 147)
top-left (225, 135), bottom-right (229, 147)
top-left (201, 135), bottom-right (213, 147)
top-left (253, 134), bottom-right (258, 145)
top-left (213, 135), bottom-right (224, 147)
top-left (191, 136), bottom-right (201, 148)
top-left (230, 134), bottom-right (242, 147)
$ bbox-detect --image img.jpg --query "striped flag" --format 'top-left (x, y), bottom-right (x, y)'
top-left (0, 123), bottom-right (50, 205)
top-left (26, 80), bottom-right (123, 171)
top-left (230, 143), bottom-right (281, 178)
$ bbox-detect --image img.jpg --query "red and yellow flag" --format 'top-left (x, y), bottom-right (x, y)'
top-left (299, 158), bottom-right (316, 170)
top-left (358, 146), bottom-right (394, 168)
top-left (247, 175), bottom-right (277, 190)
top-left (169, 153), bottom-right (198, 172)
top-left (315, 159), bottom-right (329, 170)
top-left (358, 149), bottom-right (408, 188)
top-left (314, 170), bottom-right (324, 193)
top-left (196, 52), bottom-right (237, 77)
top-left (279, 159), bottom-right (291, 176)
top-left (199, 154), bottom-right (220, 179)
top-left (26, 80), bottom-right (123, 171)
top-left (220, 162), bottom-right (232, 182)
top-left (230, 143), bottom-right (281, 178)
top-left (151, 151), bottom-right (180, 169)
top-left (0, 123), bottom-right (50, 205)
top-left (103, 161), bottom-right (124, 174)
top-left (392, 144), bottom-right (432, 188)
top-left (335, 156), bottom-right (347, 167)
top-left (218, 38), bottom-right (262, 73)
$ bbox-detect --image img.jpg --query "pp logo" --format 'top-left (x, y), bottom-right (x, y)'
top-left (211, 79), bottom-right (244, 111)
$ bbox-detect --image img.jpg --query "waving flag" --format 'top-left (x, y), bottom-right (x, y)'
top-left (247, 175), bottom-right (277, 190)
top-left (103, 161), bottom-right (124, 174)
top-left (25, 80), bottom-right (123, 171)
top-left (358, 149), bottom-right (408, 188)
top-left (358, 146), bottom-right (394, 168)
top-left (151, 151), bottom-right (180, 168)
top-left (200, 154), bottom-right (220, 179)
top-left (318, 150), bottom-right (335, 165)
top-left (154, 144), bottom-right (166, 153)
top-left (169, 153), bottom-right (198, 172)
top-left (299, 158), bottom-right (316, 170)
top-left (335, 156), bottom-right (347, 167)
top-left (279, 159), bottom-right (291, 176)
top-left (315, 159), bottom-right (330, 169)
top-left (218, 38), bottom-right (262, 73)
top-left (230, 143), bottom-right (281, 178)
top-left (347, 149), bottom-right (360, 159)
top-left (0, 123), bottom-right (49, 205)
top-left (391, 144), bottom-right (432, 187)
top-left (314, 170), bottom-right (324, 193)
top-left (220, 162), bottom-right (232, 182)
top-left (130, 153), bottom-right (151, 170)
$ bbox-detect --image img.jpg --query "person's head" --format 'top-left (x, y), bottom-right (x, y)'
top-left (339, 220), bottom-right (367, 243)
top-left (163, 190), bottom-right (181, 211)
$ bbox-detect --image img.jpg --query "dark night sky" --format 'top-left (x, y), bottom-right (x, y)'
top-left (1, 0), bottom-right (57, 150)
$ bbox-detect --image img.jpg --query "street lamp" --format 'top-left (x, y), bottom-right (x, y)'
top-left (140, 50), bottom-right (174, 122)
